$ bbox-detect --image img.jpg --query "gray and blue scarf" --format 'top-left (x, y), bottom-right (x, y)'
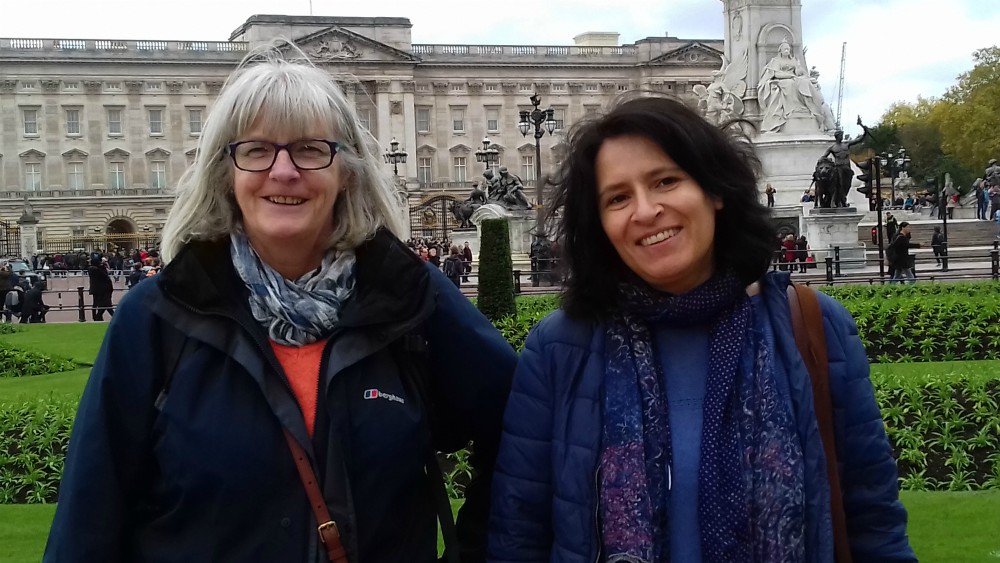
top-left (600, 271), bottom-right (805, 562)
top-left (230, 230), bottom-right (356, 347)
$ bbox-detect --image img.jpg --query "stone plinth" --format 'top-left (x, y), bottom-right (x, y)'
top-left (469, 204), bottom-right (536, 257)
top-left (17, 209), bottom-right (39, 261)
top-left (802, 207), bottom-right (866, 270)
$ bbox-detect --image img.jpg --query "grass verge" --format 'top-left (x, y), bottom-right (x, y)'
top-left (0, 368), bottom-right (90, 405)
top-left (0, 324), bottom-right (106, 366)
top-left (5, 494), bottom-right (996, 562)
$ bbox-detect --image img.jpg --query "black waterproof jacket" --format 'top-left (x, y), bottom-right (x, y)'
top-left (45, 230), bottom-right (516, 563)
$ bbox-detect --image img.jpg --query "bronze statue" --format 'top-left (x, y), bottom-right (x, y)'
top-left (810, 158), bottom-right (837, 208)
top-left (491, 166), bottom-right (531, 210)
top-left (819, 116), bottom-right (871, 208)
top-left (450, 183), bottom-right (488, 228)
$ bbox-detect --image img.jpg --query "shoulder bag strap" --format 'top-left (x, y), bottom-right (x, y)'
top-left (283, 430), bottom-right (349, 563)
top-left (786, 283), bottom-right (853, 563)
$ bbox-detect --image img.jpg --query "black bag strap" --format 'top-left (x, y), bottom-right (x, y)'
top-left (154, 325), bottom-right (187, 412)
top-left (393, 331), bottom-right (460, 563)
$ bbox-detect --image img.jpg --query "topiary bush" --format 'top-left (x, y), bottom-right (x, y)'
top-left (476, 218), bottom-right (516, 322)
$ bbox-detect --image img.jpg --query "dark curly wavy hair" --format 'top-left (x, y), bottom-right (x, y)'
top-left (547, 95), bottom-right (774, 321)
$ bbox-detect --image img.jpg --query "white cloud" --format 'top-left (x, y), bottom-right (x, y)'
top-left (0, 0), bottom-right (994, 136)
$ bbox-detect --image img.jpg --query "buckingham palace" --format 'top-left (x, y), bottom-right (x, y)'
top-left (0, 14), bottom-right (723, 252)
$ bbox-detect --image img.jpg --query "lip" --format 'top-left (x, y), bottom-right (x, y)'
top-left (263, 195), bottom-right (308, 206)
top-left (638, 227), bottom-right (681, 247)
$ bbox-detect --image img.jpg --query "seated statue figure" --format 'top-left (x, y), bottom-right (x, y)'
top-left (494, 166), bottom-right (531, 210)
top-left (757, 39), bottom-right (836, 133)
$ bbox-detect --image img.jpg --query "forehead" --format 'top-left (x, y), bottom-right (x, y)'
top-left (238, 106), bottom-right (337, 141)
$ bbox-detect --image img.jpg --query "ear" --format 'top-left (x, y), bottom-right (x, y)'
top-left (713, 195), bottom-right (724, 211)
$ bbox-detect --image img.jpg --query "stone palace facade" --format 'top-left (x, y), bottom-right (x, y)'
top-left (0, 14), bottom-right (722, 250)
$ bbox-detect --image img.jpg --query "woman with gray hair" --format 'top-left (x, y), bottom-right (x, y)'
top-left (45, 44), bottom-right (516, 563)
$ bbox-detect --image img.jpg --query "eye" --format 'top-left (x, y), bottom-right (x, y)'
top-left (295, 141), bottom-right (329, 156)
top-left (656, 176), bottom-right (679, 188)
top-left (238, 142), bottom-right (272, 158)
top-left (603, 193), bottom-right (629, 208)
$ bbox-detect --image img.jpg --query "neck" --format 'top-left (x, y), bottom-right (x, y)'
top-left (250, 236), bottom-right (327, 280)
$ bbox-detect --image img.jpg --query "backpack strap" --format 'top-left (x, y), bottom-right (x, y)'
top-left (393, 331), bottom-right (460, 563)
top-left (786, 283), bottom-right (853, 563)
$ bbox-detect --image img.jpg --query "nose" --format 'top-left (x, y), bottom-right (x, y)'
top-left (268, 148), bottom-right (301, 181)
top-left (631, 188), bottom-right (662, 223)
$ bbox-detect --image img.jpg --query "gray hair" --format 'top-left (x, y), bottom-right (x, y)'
top-left (160, 40), bottom-right (405, 263)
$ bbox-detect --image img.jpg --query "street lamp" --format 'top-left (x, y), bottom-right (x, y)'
top-left (518, 94), bottom-right (556, 225)
top-left (383, 137), bottom-right (408, 176)
top-left (474, 137), bottom-right (500, 171)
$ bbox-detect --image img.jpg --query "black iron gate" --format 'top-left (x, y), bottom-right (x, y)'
top-left (409, 195), bottom-right (461, 241)
top-left (0, 220), bottom-right (20, 259)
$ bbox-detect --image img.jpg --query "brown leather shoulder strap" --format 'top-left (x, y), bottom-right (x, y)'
top-left (283, 429), bottom-right (349, 563)
top-left (787, 283), bottom-right (853, 563)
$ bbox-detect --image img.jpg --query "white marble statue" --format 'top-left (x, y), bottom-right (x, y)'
top-left (757, 39), bottom-right (836, 133)
top-left (693, 49), bottom-right (748, 125)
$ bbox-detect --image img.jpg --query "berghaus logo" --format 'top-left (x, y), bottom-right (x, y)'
top-left (363, 389), bottom-right (405, 404)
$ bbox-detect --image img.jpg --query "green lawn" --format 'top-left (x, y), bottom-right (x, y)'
top-left (0, 504), bottom-right (54, 563)
top-left (872, 359), bottom-right (1000, 384)
top-left (0, 368), bottom-right (90, 405)
top-left (902, 490), bottom-right (1000, 562)
top-left (0, 324), bottom-right (105, 366)
top-left (7, 493), bottom-right (997, 562)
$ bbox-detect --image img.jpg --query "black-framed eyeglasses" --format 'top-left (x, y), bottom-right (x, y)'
top-left (227, 139), bottom-right (340, 172)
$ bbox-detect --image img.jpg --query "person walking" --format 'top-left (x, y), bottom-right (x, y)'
top-left (885, 212), bottom-right (898, 243)
top-left (931, 226), bottom-right (946, 267)
top-left (87, 256), bottom-right (115, 321)
top-left (488, 96), bottom-right (915, 562)
top-left (461, 241), bottom-right (473, 283)
top-left (796, 234), bottom-right (809, 273)
top-left (765, 182), bottom-right (775, 207)
top-left (888, 222), bottom-right (920, 284)
top-left (442, 245), bottom-right (464, 288)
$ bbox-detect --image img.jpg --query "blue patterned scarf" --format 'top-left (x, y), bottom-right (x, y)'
top-left (600, 272), bottom-right (805, 562)
top-left (230, 230), bottom-right (356, 347)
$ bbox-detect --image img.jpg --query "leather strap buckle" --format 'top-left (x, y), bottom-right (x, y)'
top-left (318, 520), bottom-right (339, 544)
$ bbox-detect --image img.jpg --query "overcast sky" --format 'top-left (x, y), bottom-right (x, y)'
top-left (1, 0), bottom-right (997, 136)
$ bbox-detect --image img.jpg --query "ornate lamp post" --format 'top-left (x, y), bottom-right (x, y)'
top-left (383, 137), bottom-right (408, 176)
top-left (882, 147), bottom-right (910, 205)
top-left (518, 94), bottom-right (556, 224)
top-left (474, 137), bottom-right (500, 171)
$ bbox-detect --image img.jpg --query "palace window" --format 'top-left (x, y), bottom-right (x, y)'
top-left (418, 157), bottom-right (433, 183)
top-left (188, 108), bottom-right (203, 135)
top-left (107, 108), bottom-right (123, 136)
top-left (24, 163), bottom-right (42, 191)
top-left (109, 162), bottom-right (126, 190)
top-left (148, 108), bottom-right (163, 135)
top-left (67, 162), bottom-right (85, 190)
top-left (150, 160), bottom-right (167, 189)
top-left (416, 108), bottom-right (431, 133)
top-left (23, 109), bottom-right (39, 136)
top-left (453, 157), bottom-right (467, 182)
top-left (65, 109), bottom-right (81, 136)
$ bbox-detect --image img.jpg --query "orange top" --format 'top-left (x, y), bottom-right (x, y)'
top-left (269, 339), bottom-right (326, 437)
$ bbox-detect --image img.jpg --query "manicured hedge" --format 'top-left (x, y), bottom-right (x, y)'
top-left (476, 219), bottom-right (516, 322)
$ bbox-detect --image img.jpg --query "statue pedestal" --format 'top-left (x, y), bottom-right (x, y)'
top-left (802, 207), bottom-right (866, 271)
top-left (468, 204), bottom-right (535, 257)
top-left (17, 208), bottom-right (39, 261)
top-left (755, 133), bottom-right (834, 207)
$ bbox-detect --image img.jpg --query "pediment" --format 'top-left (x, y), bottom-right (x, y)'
top-left (649, 42), bottom-right (723, 66)
top-left (449, 144), bottom-right (472, 155)
top-left (104, 148), bottom-right (130, 159)
top-left (416, 144), bottom-right (436, 154)
top-left (19, 149), bottom-right (46, 158)
top-left (185, 148), bottom-right (198, 156)
top-left (145, 148), bottom-right (171, 158)
top-left (62, 148), bottom-right (89, 159)
top-left (294, 26), bottom-right (419, 64)
top-left (517, 143), bottom-right (535, 153)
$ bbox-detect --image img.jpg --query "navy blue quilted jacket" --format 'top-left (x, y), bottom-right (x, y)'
top-left (488, 272), bottom-right (915, 562)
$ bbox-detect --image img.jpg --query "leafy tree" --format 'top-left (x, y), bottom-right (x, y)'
top-left (935, 46), bottom-right (1000, 175)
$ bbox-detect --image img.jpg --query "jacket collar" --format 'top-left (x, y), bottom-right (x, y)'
top-left (158, 228), bottom-right (432, 331)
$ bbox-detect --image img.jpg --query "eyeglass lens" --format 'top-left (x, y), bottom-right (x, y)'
top-left (233, 140), bottom-right (335, 171)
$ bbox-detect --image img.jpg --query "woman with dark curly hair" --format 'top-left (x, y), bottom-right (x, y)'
top-left (488, 96), bottom-right (914, 562)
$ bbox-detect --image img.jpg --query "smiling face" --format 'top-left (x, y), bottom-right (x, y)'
top-left (596, 135), bottom-right (721, 294)
top-left (231, 122), bottom-right (345, 272)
